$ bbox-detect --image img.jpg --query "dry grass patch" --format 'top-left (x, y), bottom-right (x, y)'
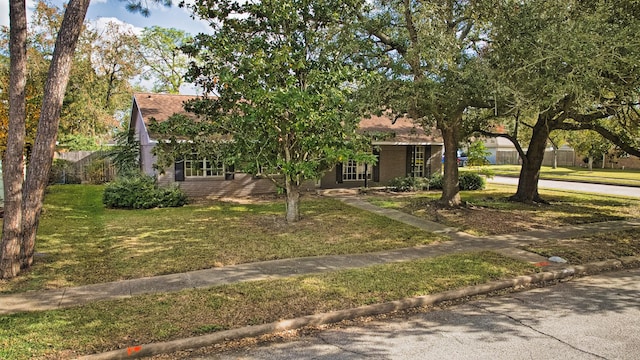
top-left (522, 229), bottom-right (640, 264)
top-left (367, 184), bottom-right (640, 235)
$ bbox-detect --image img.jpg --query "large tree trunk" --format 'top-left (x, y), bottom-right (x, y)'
top-left (21, 0), bottom-right (91, 268)
top-left (284, 176), bottom-right (300, 223)
top-left (510, 120), bottom-right (549, 203)
top-left (438, 120), bottom-right (462, 207)
top-left (0, 0), bottom-right (28, 279)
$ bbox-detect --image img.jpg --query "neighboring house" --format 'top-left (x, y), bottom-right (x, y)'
top-left (483, 137), bottom-right (520, 165)
top-left (482, 137), bottom-right (576, 167)
top-left (130, 93), bottom-right (443, 198)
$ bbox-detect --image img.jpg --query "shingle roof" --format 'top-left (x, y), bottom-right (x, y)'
top-left (134, 93), bottom-right (199, 123)
top-left (358, 115), bottom-right (442, 145)
top-left (133, 93), bottom-right (443, 144)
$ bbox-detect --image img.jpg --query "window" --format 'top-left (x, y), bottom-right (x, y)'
top-left (184, 156), bottom-right (225, 178)
top-left (412, 146), bottom-right (425, 177)
top-left (343, 160), bottom-right (371, 181)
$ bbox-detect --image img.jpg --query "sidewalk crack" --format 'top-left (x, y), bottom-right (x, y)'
top-left (58, 288), bottom-right (67, 309)
top-left (470, 304), bottom-right (609, 360)
top-left (317, 333), bottom-right (369, 358)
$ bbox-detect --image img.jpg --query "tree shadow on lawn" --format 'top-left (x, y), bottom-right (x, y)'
top-left (396, 192), bottom-right (639, 236)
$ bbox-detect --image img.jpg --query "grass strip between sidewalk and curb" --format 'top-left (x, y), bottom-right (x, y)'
top-left (1, 251), bottom-right (535, 360)
top-left (79, 257), bottom-right (640, 360)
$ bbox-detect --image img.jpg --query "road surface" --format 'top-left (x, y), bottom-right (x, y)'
top-left (489, 176), bottom-right (640, 198)
top-left (195, 268), bottom-right (640, 359)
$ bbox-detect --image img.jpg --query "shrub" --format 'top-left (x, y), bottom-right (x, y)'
top-left (428, 173), bottom-right (444, 190)
top-left (103, 175), bottom-right (188, 209)
top-left (388, 176), bottom-right (430, 192)
top-left (458, 172), bottom-right (485, 190)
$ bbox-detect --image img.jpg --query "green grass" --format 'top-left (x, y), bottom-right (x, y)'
top-left (476, 165), bottom-right (640, 186)
top-left (0, 185), bottom-right (444, 293)
top-left (0, 251), bottom-right (536, 360)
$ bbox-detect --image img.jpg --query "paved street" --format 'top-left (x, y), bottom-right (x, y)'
top-left (196, 268), bottom-right (640, 360)
top-left (488, 176), bottom-right (640, 198)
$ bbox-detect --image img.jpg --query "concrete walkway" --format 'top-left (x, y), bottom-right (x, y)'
top-left (2, 197), bottom-right (639, 315)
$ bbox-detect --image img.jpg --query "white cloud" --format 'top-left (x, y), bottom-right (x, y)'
top-left (1, 0), bottom-right (39, 28)
top-left (0, 0), bottom-right (8, 28)
top-left (90, 16), bottom-right (143, 36)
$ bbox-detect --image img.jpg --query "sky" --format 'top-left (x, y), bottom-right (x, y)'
top-left (1, 0), bottom-right (214, 35)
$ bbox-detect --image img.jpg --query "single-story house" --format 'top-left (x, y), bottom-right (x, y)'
top-left (482, 137), bottom-right (576, 167)
top-left (129, 93), bottom-right (443, 198)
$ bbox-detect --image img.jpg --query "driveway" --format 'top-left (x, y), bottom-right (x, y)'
top-left (197, 268), bottom-right (640, 359)
top-left (488, 176), bottom-right (640, 198)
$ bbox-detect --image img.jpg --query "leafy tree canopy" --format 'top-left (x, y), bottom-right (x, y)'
top-left (138, 26), bottom-right (192, 94)
top-left (476, 0), bottom-right (640, 202)
top-left (151, 0), bottom-right (374, 222)
top-left (351, 0), bottom-right (497, 206)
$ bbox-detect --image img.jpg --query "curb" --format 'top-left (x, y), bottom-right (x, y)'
top-left (76, 257), bottom-right (638, 360)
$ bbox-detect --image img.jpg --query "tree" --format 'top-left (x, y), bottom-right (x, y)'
top-left (547, 132), bottom-right (569, 169)
top-left (466, 140), bottom-right (490, 167)
top-left (154, 0), bottom-right (372, 223)
top-left (137, 26), bottom-right (191, 94)
top-left (89, 20), bottom-right (140, 111)
top-left (0, 48), bottom-right (44, 154)
top-left (568, 130), bottom-right (611, 171)
top-left (1, 0), bottom-right (29, 278)
top-left (1, 0), bottom-right (168, 279)
top-left (480, 0), bottom-right (640, 203)
top-left (1, 1), bottom-right (139, 151)
top-left (58, 19), bottom-right (139, 142)
top-left (353, 0), bottom-right (496, 206)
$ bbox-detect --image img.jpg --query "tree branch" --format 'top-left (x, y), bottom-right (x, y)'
top-left (559, 122), bottom-right (640, 158)
top-left (474, 129), bottom-right (528, 161)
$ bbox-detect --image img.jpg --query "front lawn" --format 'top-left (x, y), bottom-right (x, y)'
top-left (367, 184), bottom-right (640, 235)
top-left (0, 251), bottom-right (536, 360)
top-left (0, 185), bottom-right (444, 293)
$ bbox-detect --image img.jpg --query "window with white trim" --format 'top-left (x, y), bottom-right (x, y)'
top-left (343, 159), bottom-right (371, 181)
top-left (184, 156), bottom-right (225, 178)
top-left (412, 146), bottom-right (425, 177)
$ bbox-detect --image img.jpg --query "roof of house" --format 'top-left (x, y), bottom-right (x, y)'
top-left (133, 93), bottom-right (443, 145)
top-left (358, 115), bottom-right (442, 145)
top-left (134, 93), bottom-right (199, 123)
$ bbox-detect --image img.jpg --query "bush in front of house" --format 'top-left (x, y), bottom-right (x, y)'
top-left (429, 172), bottom-right (484, 191)
top-left (388, 172), bottom-right (484, 192)
top-left (427, 173), bottom-right (444, 190)
top-left (388, 176), bottom-right (431, 192)
top-left (458, 172), bottom-right (485, 190)
top-left (103, 174), bottom-right (188, 209)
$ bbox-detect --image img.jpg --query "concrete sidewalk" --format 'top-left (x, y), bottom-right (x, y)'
top-left (2, 197), bottom-right (639, 315)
